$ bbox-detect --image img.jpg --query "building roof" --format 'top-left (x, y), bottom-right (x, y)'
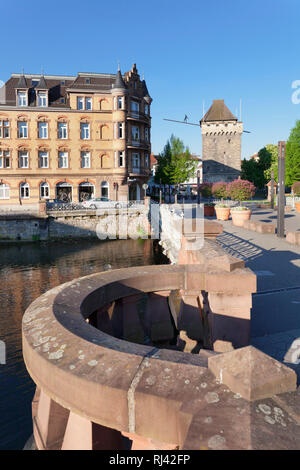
top-left (113, 70), bottom-right (127, 90)
top-left (201, 99), bottom-right (238, 123)
top-left (35, 75), bottom-right (48, 89)
top-left (16, 75), bottom-right (28, 89)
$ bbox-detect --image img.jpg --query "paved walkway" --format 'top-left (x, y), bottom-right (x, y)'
top-left (214, 209), bottom-right (300, 382)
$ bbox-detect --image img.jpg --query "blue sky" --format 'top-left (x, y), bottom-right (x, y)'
top-left (1, 0), bottom-right (300, 159)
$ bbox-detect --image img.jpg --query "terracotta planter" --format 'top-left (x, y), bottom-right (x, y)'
top-left (230, 209), bottom-right (252, 227)
top-left (215, 207), bottom-right (231, 221)
top-left (295, 202), bottom-right (300, 213)
top-left (204, 205), bottom-right (215, 217)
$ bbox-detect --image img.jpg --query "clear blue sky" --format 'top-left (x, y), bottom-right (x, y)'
top-left (1, 0), bottom-right (300, 159)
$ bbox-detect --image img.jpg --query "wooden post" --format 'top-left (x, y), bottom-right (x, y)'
top-left (270, 170), bottom-right (274, 210)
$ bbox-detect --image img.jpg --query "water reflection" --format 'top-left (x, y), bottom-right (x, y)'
top-left (0, 239), bottom-right (167, 450)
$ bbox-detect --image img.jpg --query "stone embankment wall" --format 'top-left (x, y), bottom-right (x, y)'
top-left (0, 208), bottom-right (150, 242)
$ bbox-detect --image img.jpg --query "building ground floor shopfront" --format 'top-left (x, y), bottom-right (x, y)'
top-left (0, 173), bottom-right (150, 209)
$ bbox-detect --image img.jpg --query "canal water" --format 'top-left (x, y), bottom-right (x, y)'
top-left (0, 239), bottom-right (166, 450)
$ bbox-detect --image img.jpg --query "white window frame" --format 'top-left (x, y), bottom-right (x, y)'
top-left (0, 121), bottom-right (10, 138)
top-left (39, 151), bottom-right (49, 168)
top-left (38, 92), bottom-right (47, 107)
top-left (18, 121), bottom-right (28, 138)
top-left (0, 183), bottom-right (10, 199)
top-left (38, 122), bottom-right (48, 139)
top-left (119, 151), bottom-right (125, 167)
top-left (18, 151), bottom-right (29, 168)
top-left (85, 97), bottom-right (92, 110)
top-left (80, 123), bottom-right (90, 140)
top-left (58, 122), bottom-right (68, 139)
top-left (20, 182), bottom-right (30, 199)
top-left (117, 96), bottom-right (124, 109)
top-left (58, 151), bottom-right (69, 168)
top-left (40, 182), bottom-right (50, 199)
top-left (18, 91), bottom-right (27, 107)
top-left (0, 150), bottom-right (10, 168)
top-left (77, 97), bottom-right (84, 110)
top-left (81, 151), bottom-right (90, 168)
top-left (117, 122), bottom-right (124, 139)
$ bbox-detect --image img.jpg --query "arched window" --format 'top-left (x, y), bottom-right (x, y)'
top-left (20, 182), bottom-right (30, 199)
top-left (0, 183), bottom-right (10, 199)
top-left (40, 182), bottom-right (50, 199)
top-left (101, 181), bottom-right (109, 199)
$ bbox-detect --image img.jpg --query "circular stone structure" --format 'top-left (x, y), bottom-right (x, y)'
top-left (22, 264), bottom-right (300, 450)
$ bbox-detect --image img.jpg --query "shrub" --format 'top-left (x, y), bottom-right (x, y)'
top-left (200, 182), bottom-right (212, 198)
top-left (212, 182), bottom-right (229, 199)
top-left (228, 179), bottom-right (255, 201)
top-left (292, 182), bottom-right (300, 196)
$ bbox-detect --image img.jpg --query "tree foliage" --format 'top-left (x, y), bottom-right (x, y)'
top-left (285, 120), bottom-right (300, 186)
top-left (228, 179), bottom-right (255, 201)
top-left (241, 144), bottom-right (278, 189)
top-left (155, 135), bottom-right (198, 186)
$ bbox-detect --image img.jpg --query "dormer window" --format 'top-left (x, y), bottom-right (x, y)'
top-left (37, 92), bottom-right (47, 107)
top-left (17, 91), bottom-right (27, 107)
top-left (85, 78), bottom-right (91, 84)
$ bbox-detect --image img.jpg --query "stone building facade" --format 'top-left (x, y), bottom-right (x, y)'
top-left (0, 64), bottom-right (152, 209)
top-left (201, 100), bottom-right (243, 183)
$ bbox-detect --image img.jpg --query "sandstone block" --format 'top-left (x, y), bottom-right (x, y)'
top-left (208, 346), bottom-right (297, 401)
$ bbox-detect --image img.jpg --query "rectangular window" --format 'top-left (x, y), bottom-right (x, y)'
top-left (0, 150), bottom-right (10, 168)
top-left (131, 101), bottom-right (139, 116)
top-left (58, 151), bottom-right (68, 168)
top-left (20, 184), bottom-right (30, 199)
top-left (58, 122), bottom-right (68, 139)
top-left (0, 121), bottom-right (10, 138)
top-left (145, 154), bottom-right (149, 167)
top-left (145, 127), bottom-right (149, 142)
top-left (18, 151), bottom-right (29, 168)
top-left (18, 91), bottom-right (27, 106)
top-left (117, 122), bottom-right (124, 139)
top-left (85, 97), bottom-right (92, 110)
top-left (0, 184), bottom-right (10, 199)
top-left (80, 123), bottom-right (90, 140)
top-left (117, 96), bottom-right (123, 109)
top-left (38, 92), bottom-right (47, 107)
top-left (145, 103), bottom-right (149, 115)
top-left (131, 126), bottom-right (140, 141)
top-left (132, 153), bottom-right (140, 173)
top-left (18, 121), bottom-right (28, 138)
top-left (38, 122), bottom-right (48, 139)
top-left (81, 151), bottom-right (90, 168)
top-left (77, 97), bottom-right (84, 110)
top-left (39, 151), bottom-right (49, 168)
top-left (119, 151), bottom-right (124, 167)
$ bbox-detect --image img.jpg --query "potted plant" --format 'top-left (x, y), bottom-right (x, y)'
top-left (204, 202), bottom-right (215, 217)
top-left (292, 182), bottom-right (300, 213)
top-left (212, 182), bottom-right (230, 220)
top-left (215, 203), bottom-right (231, 220)
top-left (228, 179), bottom-right (255, 226)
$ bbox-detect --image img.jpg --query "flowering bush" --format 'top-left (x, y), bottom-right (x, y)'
top-left (199, 183), bottom-right (212, 198)
top-left (212, 182), bottom-right (229, 199)
top-left (228, 179), bottom-right (255, 201)
top-left (292, 182), bottom-right (300, 196)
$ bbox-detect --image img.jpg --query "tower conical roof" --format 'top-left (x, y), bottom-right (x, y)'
top-left (36, 75), bottom-right (48, 89)
top-left (17, 75), bottom-right (28, 88)
top-left (113, 69), bottom-right (127, 90)
top-left (201, 99), bottom-right (238, 123)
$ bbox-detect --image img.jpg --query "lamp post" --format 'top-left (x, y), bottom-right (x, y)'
top-left (277, 141), bottom-right (286, 238)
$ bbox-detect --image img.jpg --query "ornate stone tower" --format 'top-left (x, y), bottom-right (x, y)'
top-left (200, 99), bottom-right (243, 183)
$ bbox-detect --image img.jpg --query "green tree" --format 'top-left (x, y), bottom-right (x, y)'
top-left (154, 140), bottom-right (172, 185)
top-left (285, 120), bottom-right (300, 186)
top-left (163, 135), bottom-right (198, 186)
top-left (263, 144), bottom-right (278, 182)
